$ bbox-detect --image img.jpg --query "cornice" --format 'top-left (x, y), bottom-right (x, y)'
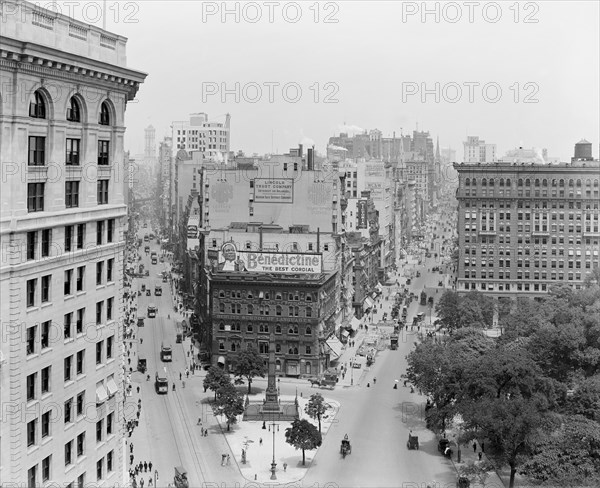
top-left (0, 42), bottom-right (144, 100)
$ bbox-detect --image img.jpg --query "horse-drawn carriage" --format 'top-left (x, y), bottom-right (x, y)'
top-left (340, 435), bottom-right (351, 458)
top-left (407, 432), bottom-right (419, 450)
top-left (308, 372), bottom-right (337, 389)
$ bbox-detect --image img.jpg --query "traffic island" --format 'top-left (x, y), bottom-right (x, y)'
top-left (215, 395), bottom-right (340, 484)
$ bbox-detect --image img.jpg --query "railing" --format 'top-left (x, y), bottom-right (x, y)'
top-left (69, 23), bottom-right (88, 40)
top-left (100, 34), bottom-right (118, 50)
top-left (32, 11), bottom-right (54, 30)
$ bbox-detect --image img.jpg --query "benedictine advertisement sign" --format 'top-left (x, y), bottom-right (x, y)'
top-left (253, 178), bottom-right (294, 203)
top-left (241, 251), bottom-right (322, 274)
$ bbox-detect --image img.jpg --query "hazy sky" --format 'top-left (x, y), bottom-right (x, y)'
top-left (50, 1), bottom-right (599, 161)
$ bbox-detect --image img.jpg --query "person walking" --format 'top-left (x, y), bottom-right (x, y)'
top-left (473, 441), bottom-right (477, 452)
top-left (139, 478), bottom-right (144, 488)
top-left (149, 462), bottom-right (153, 472)
top-left (226, 454), bottom-right (231, 465)
top-left (144, 461), bottom-right (148, 472)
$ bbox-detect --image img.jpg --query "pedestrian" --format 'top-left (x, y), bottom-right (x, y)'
top-left (137, 386), bottom-right (140, 394)
top-left (481, 442), bottom-right (485, 453)
top-left (478, 452), bottom-right (483, 461)
top-left (140, 338), bottom-right (143, 344)
top-left (221, 454), bottom-right (226, 466)
top-left (283, 462), bottom-right (287, 472)
top-left (180, 372), bottom-right (182, 381)
top-left (197, 417), bottom-right (202, 425)
top-left (144, 461), bottom-right (148, 472)
top-left (140, 478), bottom-right (144, 488)
top-left (473, 442), bottom-right (477, 452)
top-left (259, 437), bottom-right (263, 446)
top-left (130, 454), bottom-right (134, 465)
top-left (149, 462), bottom-right (152, 472)
top-left (148, 478), bottom-right (153, 486)
top-left (186, 371), bottom-right (189, 379)
top-left (136, 410), bottom-right (140, 420)
top-left (226, 454), bottom-right (231, 465)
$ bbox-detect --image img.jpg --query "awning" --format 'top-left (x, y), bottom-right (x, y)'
top-left (96, 384), bottom-right (108, 404)
top-left (106, 377), bottom-right (118, 397)
top-left (349, 316), bottom-right (361, 330)
top-left (376, 282), bottom-right (383, 291)
top-left (363, 297), bottom-right (374, 310)
top-left (372, 292), bottom-right (378, 299)
top-left (341, 330), bottom-right (350, 337)
top-left (325, 336), bottom-right (344, 359)
top-left (217, 356), bottom-right (225, 364)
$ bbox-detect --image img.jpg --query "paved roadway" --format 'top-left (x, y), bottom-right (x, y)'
top-left (129, 213), bottom-right (460, 487)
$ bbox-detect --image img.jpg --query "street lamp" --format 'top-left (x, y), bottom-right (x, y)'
top-left (268, 419), bottom-right (279, 480)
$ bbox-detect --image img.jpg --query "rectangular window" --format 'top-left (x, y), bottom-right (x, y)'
top-left (107, 218), bottom-right (115, 242)
top-left (64, 356), bottom-right (73, 382)
top-left (41, 229), bottom-right (51, 257)
top-left (26, 278), bottom-right (37, 308)
top-left (96, 261), bottom-right (104, 285)
top-left (76, 350), bottom-right (85, 375)
top-left (66, 138), bottom-right (80, 165)
top-left (65, 181), bottom-right (80, 208)
top-left (97, 180), bottom-right (109, 204)
top-left (41, 321), bottom-right (50, 349)
top-left (96, 458), bottom-right (104, 480)
top-left (27, 183), bottom-right (45, 212)
top-left (98, 140), bottom-right (109, 165)
top-left (28, 465), bottom-right (37, 488)
top-left (107, 297), bottom-right (114, 321)
top-left (107, 450), bottom-right (114, 472)
top-left (26, 325), bottom-right (36, 355)
top-left (96, 419), bottom-right (103, 443)
top-left (27, 231), bottom-right (37, 260)
top-left (96, 301), bottom-right (103, 325)
top-left (28, 136), bottom-right (45, 166)
top-left (64, 312), bottom-right (73, 339)
top-left (77, 224), bottom-right (85, 249)
top-left (41, 365), bottom-right (50, 394)
top-left (65, 440), bottom-right (73, 466)
top-left (76, 392), bottom-right (84, 416)
top-left (107, 258), bottom-right (114, 282)
top-left (27, 373), bottom-right (36, 401)
top-left (107, 412), bottom-right (114, 435)
top-left (41, 411), bottom-right (51, 438)
top-left (76, 308), bottom-right (84, 334)
top-left (27, 418), bottom-right (37, 446)
top-left (41, 274), bottom-right (50, 303)
top-left (77, 432), bottom-right (85, 457)
top-left (76, 266), bottom-right (85, 291)
top-left (96, 341), bottom-right (103, 364)
top-left (96, 221), bottom-right (104, 245)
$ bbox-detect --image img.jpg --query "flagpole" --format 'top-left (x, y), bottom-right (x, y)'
top-left (103, 0), bottom-right (107, 30)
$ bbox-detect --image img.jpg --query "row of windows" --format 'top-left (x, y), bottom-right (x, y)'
top-left (462, 188), bottom-right (600, 198)
top-left (464, 200), bottom-right (599, 211)
top-left (26, 220), bottom-right (115, 261)
top-left (28, 136), bottom-right (110, 167)
top-left (28, 433), bottom-right (115, 486)
top-left (27, 181), bottom-right (109, 213)
top-left (217, 323), bottom-right (312, 335)
top-left (464, 270), bottom-right (594, 280)
top-left (218, 303), bottom-right (314, 317)
top-left (464, 177), bottom-right (599, 187)
top-left (26, 261), bottom-right (115, 308)
top-left (30, 90), bottom-right (111, 126)
top-left (218, 341), bottom-right (312, 355)
top-left (462, 280), bottom-right (587, 292)
top-left (217, 289), bottom-right (317, 301)
top-left (26, 338), bottom-right (114, 402)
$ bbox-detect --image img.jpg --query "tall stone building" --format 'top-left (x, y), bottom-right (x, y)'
top-left (0, 2), bottom-right (146, 485)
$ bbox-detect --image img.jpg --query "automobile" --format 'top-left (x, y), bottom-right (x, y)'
top-left (406, 278), bottom-right (412, 285)
top-left (352, 361), bottom-right (362, 369)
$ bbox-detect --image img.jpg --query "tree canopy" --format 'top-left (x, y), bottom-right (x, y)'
top-left (214, 382), bottom-right (245, 431)
top-left (285, 418), bottom-right (322, 466)
top-left (203, 366), bottom-right (231, 400)
top-left (304, 393), bottom-right (330, 433)
top-left (235, 347), bottom-right (266, 394)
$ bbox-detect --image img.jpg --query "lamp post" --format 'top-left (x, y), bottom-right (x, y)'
top-left (268, 419), bottom-right (279, 480)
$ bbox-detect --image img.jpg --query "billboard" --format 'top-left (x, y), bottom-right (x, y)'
top-left (253, 178), bottom-right (294, 203)
top-left (357, 200), bottom-right (368, 229)
top-left (217, 243), bottom-right (322, 274)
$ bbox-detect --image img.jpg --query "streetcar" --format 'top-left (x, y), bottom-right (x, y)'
top-left (161, 344), bottom-right (172, 362)
top-left (147, 304), bottom-right (157, 318)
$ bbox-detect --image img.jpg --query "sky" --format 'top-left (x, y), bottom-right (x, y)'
top-left (46, 0), bottom-right (599, 161)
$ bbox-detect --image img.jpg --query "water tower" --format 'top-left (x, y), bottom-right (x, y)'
top-left (573, 139), bottom-right (593, 161)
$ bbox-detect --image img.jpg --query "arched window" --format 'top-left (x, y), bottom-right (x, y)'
top-left (275, 344), bottom-right (281, 353)
top-left (542, 179), bottom-right (548, 187)
top-left (569, 179), bottom-right (574, 187)
top-left (552, 179), bottom-right (557, 187)
top-left (219, 303), bottom-right (225, 313)
top-left (488, 178), bottom-right (494, 187)
top-left (472, 178), bottom-right (477, 186)
top-left (525, 179), bottom-right (531, 187)
top-left (230, 343), bottom-right (236, 352)
top-left (99, 101), bottom-right (110, 125)
top-left (559, 179), bottom-right (565, 187)
top-left (499, 178), bottom-right (504, 187)
top-left (29, 90), bottom-right (46, 118)
top-left (276, 305), bottom-right (282, 316)
top-left (586, 179), bottom-right (591, 187)
top-left (288, 325), bottom-right (298, 334)
top-left (306, 307), bottom-right (312, 318)
top-left (67, 97), bottom-right (81, 122)
top-left (275, 324), bottom-right (282, 334)
top-left (218, 322), bottom-right (225, 331)
top-left (594, 180), bottom-right (599, 188)
top-left (481, 178), bottom-right (487, 187)
top-left (305, 326), bottom-right (312, 335)
top-left (506, 179), bottom-right (511, 187)
top-left (219, 290), bottom-right (225, 298)
top-left (576, 179), bottom-right (582, 187)
top-left (247, 304), bottom-right (253, 314)
top-left (465, 178), bottom-right (471, 187)
top-left (518, 179), bottom-right (523, 187)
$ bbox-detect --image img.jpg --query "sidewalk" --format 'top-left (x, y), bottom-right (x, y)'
top-left (447, 438), bottom-right (506, 488)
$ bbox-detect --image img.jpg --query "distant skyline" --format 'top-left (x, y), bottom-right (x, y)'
top-left (45, 1), bottom-right (599, 161)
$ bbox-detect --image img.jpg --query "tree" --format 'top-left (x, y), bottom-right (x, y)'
top-left (435, 290), bottom-right (461, 330)
top-left (203, 366), bottom-right (231, 401)
top-left (520, 414), bottom-right (600, 486)
top-left (304, 393), bottom-right (330, 433)
top-left (457, 291), bottom-right (495, 328)
top-left (214, 382), bottom-right (245, 431)
top-left (284, 418), bottom-right (322, 466)
top-left (568, 375), bottom-right (600, 421)
top-left (235, 347), bottom-right (266, 394)
top-left (460, 395), bottom-right (552, 488)
top-left (458, 460), bottom-right (495, 488)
